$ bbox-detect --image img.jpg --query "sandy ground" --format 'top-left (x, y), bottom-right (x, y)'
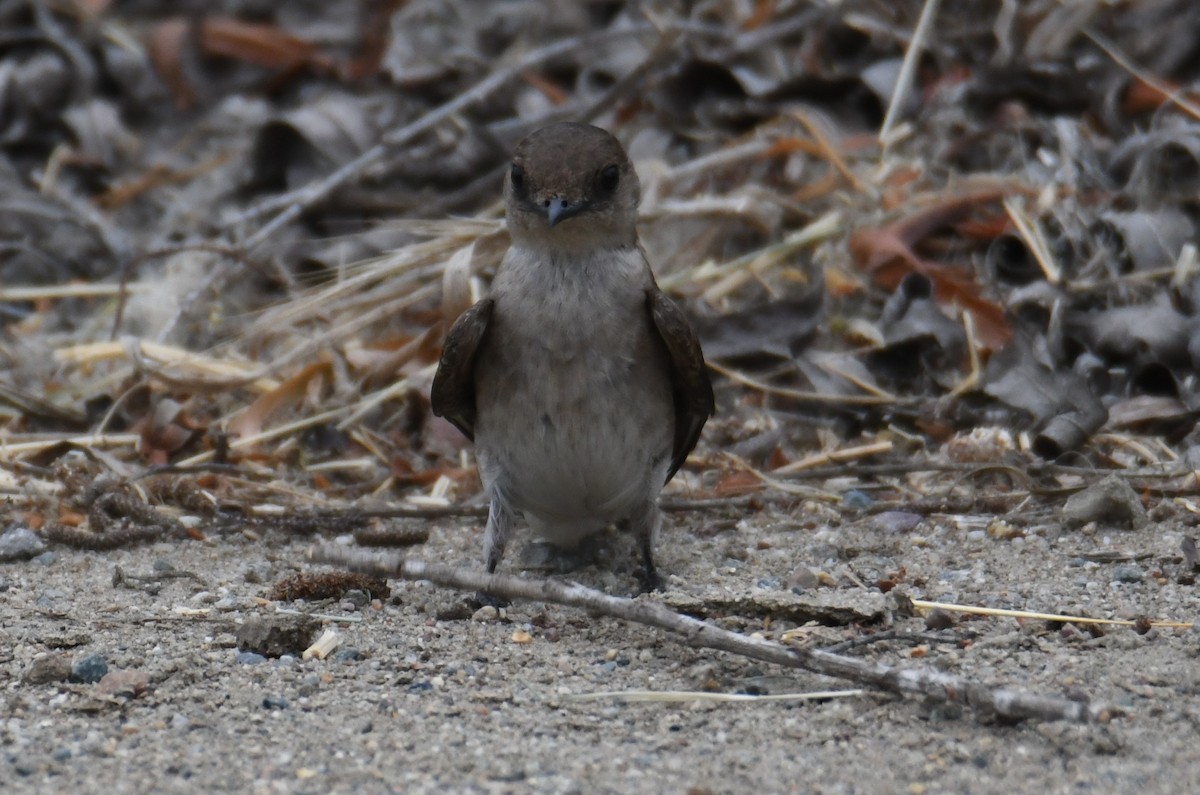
top-left (3, 497), bottom-right (1199, 795)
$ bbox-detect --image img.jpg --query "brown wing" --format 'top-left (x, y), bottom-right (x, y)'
top-left (646, 288), bottom-right (715, 483)
top-left (431, 298), bottom-right (494, 441)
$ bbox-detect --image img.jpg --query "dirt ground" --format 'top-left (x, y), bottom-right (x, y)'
top-left (3, 494), bottom-right (1199, 795)
top-left (4, 1), bottom-right (1200, 793)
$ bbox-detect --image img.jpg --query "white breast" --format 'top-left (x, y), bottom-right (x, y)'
top-left (473, 244), bottom-right (674, 544)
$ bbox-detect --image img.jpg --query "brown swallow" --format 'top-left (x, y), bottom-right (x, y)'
top-left (432, 122), bottom-right (713, 588)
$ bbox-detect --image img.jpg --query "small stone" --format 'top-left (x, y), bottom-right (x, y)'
top-left (51, 748), bottom-right (72, 762)
top-left (843, 490), bottom-right (872, 509)
top-left (210, 633), bottom-right (239, 649)
top-left (434, 601), bottom-right (474, 621)
top-left (343, 589), bottom-right (370, 608)
top-left (261, 695), bottom-right (289, 710)
top-left (236, 651), bottom-right (267, 666)
top-left (0, 525), bottom-right (46, 561)
top-left (511, 629), bottom-right (533, 644)
top-left (333, 647), bottom-right (361, 663)
top-left (189, 591), bottom-right (218, 605)
top-left (872, 511), bottom-right (923, 534)
top-left (235, 614), bottom-right (319, 657)
top-left (1063, 475), bottom-right (1148, 529)
top-left (69, 654), bottom-right (109, 684)
top-left (1113, 565), bottom-right (1144, 584)
top-left (787, 566), bottom-right (819, 591)
top-left (33, 551), bottom-right (55, 566)
top-left (96, 669), bottom-right (150, 697)
top-left (925, 609), bottom-right (956, 631)
top-left (472, 605), bottom-right (499, 622)
top-left (242, 563), bottom-right (272, 584)
top-left (171, 713), bottom-right (190, 730)
top-left (24, 654), bottom-right (73, 684)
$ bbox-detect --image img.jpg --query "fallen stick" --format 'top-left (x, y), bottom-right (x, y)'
top-left (308, 544), bottom-right (1119, 725)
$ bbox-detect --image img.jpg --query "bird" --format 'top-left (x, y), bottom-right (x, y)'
top-left (431, 121), bottom-right (714, 589)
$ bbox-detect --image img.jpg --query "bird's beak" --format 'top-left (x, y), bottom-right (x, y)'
top-left (546, 197), bottom-right (581, 227)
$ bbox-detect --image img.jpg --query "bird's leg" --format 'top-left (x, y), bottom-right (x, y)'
top-left (477, 488), bottom-right (517, 607)
top-left (483, 487), bottom-right (517, 573)
top-left (630, 501), bottom-right (663, 593)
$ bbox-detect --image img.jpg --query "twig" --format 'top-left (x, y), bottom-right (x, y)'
top-left (566, 689), bottom-right (865, 704)
top-left (911, 599), bottom-right (1192, 630)
top-left (309, 545), bottom-right (1120, 724)
top-left (1084, 29), bottom-right (1200, 122)
top-left (879, 0), bottom-right (941, 143)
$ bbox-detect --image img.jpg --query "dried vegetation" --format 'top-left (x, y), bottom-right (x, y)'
top-left (1, 2), bottom-right (1199, 580)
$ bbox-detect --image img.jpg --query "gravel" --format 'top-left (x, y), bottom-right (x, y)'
top-left (2, 505), bottom-right (1199, 793)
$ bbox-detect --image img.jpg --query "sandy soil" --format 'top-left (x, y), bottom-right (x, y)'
top-left (3, 496), bottom-right (1199, 795)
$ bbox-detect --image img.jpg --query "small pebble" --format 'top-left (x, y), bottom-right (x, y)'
top-left (872, 511), bottom-right (922, 534)
top-left (843, 490), bottom-right (872, 509)
top-left (343, 589), bottom-right (370, 608)
top-left (235, 651), bottom-right (267, 666)
top-left (24, 655), bottom-right (73, 684)
top-left (1063, 476), bottom-right (1147, 529)
top-left (261, 695), bottom-right (289, 710)
top-left (1113, 565), bottom-right (1144, 584)
top-left (333, 647), bottom-right (361, 663)
top-left (51, 748), bottom-right (72, 762)
top-left (242, 563), bottom-right (272, 584)
top-left (472, 605), bottom-right (499, 622)
top-left (211, 633), bottom-right (239, 649)
top-left (70, 654), bottom-right (109, 684)
top-left (0, 526), bottom-right (46, 561)
top-left (33, 551), bottom-right (55, 566)
top-left (97, 669), bottom-right (150, 697)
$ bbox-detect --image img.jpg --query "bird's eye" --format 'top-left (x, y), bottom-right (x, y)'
top-left (597, 164), bottom-right (620, 194)
top-left (510, 163), bottom-right (525, 191)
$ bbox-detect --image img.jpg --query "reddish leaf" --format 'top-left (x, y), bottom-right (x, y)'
top-left (147, 19), bottom-right (196, 109)
top-left (200, 18), bottom-right (333, 73)
top-left (849, 193), bottom-right (1012, 350)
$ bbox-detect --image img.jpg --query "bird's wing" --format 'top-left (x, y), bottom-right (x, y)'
top-left (646, 288), bottom-right (715, 483)
top-left (431, 298), bottom-right (494, 441)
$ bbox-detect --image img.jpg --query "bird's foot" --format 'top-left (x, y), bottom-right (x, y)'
top-left (472, 590), bottom-right (511, 609)
top-left (634, 564), bottom-right (664, 594)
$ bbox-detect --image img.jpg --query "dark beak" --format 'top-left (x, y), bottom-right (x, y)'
top-left (546, 197), bottom-right (583, 227)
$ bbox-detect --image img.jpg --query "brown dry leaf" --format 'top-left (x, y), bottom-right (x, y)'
top-left (146, 19), bottom-right (195, 110)
top-left (200, 17), bottom-right (334, 74)
top-left (135, 398), bottom-right (204, 464)
top-left (228, 359), bottom-right (334, 443)
top-left (849, 193), bottom-right (1012, 350)
top-left (710, 470), bottom-right (764, 497)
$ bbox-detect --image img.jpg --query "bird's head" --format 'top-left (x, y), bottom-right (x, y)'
top-left (504, 122), bottom-right (641, 252)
